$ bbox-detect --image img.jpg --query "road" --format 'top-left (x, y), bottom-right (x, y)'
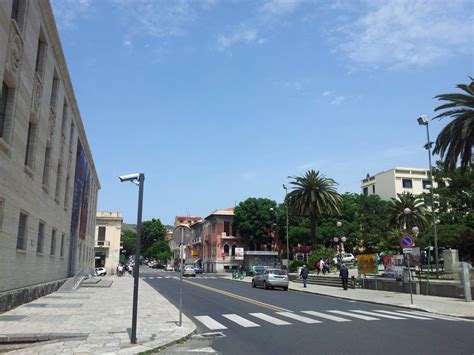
top-left (141, 269), bottom-right (474, 354)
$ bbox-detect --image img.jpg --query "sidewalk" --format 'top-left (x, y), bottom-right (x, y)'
top-left (0, 275), bottom-right (195, 354)
top-left (223, 275), bottom-right (474, 319)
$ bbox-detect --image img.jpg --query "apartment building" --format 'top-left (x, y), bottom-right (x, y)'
top-left (0, 0), bottom-right (100, 306)
top-left (94, 212), bottom-right (123, 275)
top-left (361, 167), bottom-right (435, 200)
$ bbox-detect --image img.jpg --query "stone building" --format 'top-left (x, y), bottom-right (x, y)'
top-left (94, 212), bottom-right (123, 275)
top-left (0, 0), bottom-right (100, 305)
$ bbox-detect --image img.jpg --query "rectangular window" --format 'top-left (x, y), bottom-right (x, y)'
top-left (402, 179), bottom-right (413, 188)
top-left (78, 243), bottom-right (82, 261)
top-left (69, 123), bottom-right (75, 151)
top-left (98, 226), bottom-right (106, 241)
top-left (42, 144), bottom-right (51, 187)
top-left (11, 0), bottom-right (20, 20)
top-left (37, 221), bottom-right (45, 254)
top-left (25, 121), bottom-right (37, 168)
top-left (10, 0), bottom-right (26, 30)
top-left (17, 212), bottom-right (28, 250)
top-left (60, 233), bottom-right (65, 257)
top-left (372, 185), bottom-right (375, 194)
top-left (50, 228), bottom-right (56, 256)
top-left (0, 198), bottom-right (4, 231)
top-left (61, 101), bottom-right (68, 135)
top-left (224, 221), bottom-right (230, 235)
top-left (423, 180), bottom-right (431, 189)
top-left (0, 82), bottom-right (9, 138)
top-left (50, 75), bottom-right (59, 111)
top-left (363, 187), bottom-right (368, 196)
top-left (64, 174), bottom-right (70, 208)
top-left (55, 163), bottom-right (62, 201)
top-left (35, 34), bottom-right (47, 77)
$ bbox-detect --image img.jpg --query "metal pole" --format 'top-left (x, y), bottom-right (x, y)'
top-left (426, 123), bottom-right (440, 277)
top-left (131, 173), bottom-right (144, 344)
top-left (426, 246), bottom-right (431, 295)
top-left (179, 228), bottom-right (184, 327)
top-left (285, 185), bottom-right (289, 265)
top-left (407, 252), bottom-right (413, 305)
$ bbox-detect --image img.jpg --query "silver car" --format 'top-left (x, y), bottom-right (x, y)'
top-left (252, 268), bottom-right (289, 291)
top-left (183, 265), bottom-right (196, 277)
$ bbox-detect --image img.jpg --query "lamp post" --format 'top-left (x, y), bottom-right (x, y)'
top-left (403, 207), bottom-right (414, 305)
top-left (282, 184), bottom-right (290, 266)
top-left (119, 173), bottom-right (145, 344)
top-left (336, 221), bottom-right (346, 254)
top-left (172, 224), bottom-right (191, 327)
top-left (417, 115), bottom-right (440, 277)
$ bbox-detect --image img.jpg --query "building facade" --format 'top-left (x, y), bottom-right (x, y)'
top-left (94, 212), bottom-right (123, 275)
top-left (0, 0), bottom-right (100, 295)
top-left (361, 167), bottom-right (435, 200)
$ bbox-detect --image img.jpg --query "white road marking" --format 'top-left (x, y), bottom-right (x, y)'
top-left (302, 311), bottom-right (351, 322)
top-left (351, 310), bottom-right (407, 320)
top-left (194, 316), bottom-right (228, 330)
top-left (398, 311), bottom-right (463, 321)
top-left (328, 310), bottom-right (379, 320)
top-left (188, 347), bottom-right (217, 353)
top-left (373, 310), bottom-right (432, 320)
top-left (249, 313), bottom-right (291, 325)
top-left (276, 312), bottom-right (322, 324)
top-left (222, 314), bottom-right (261, 328)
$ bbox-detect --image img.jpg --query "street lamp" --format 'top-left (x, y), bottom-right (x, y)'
top-left (282, 184), bottom-right (290, 267)
top-left (119, 172), bottom-right (145, 344)
top-left (403, 207), bottom-right (411, 230)
top-left (336, 221), bottom-right (345, 254)
top-left (417, 115), bottom-right (440, 276)
top-left (172, 224), bottom-right (191, 327)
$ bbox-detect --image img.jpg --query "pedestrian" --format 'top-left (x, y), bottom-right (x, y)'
top-left (300, 264), bottom-right (309, 288)
top-left (319, 259), bottom-right (326, 275)
top-left (128, 265), bottom-right (133, 276)
top-left (339, 264), bottom-right (349, 290)
top-left (316, 260), bottom-right (321, 275)
top-left (118, 264), bottom-right (123, 277)
top-left (323, 258), bottom-right (330, 274)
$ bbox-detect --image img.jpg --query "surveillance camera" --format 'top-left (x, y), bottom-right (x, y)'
top-left (119, 173), bottom-right (140, 182)
top-left (417, 115), bottom-right (428, 125)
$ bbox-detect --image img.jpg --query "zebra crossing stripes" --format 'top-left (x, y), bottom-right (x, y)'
top-left (328, 310), bottom-right (379, 320)
top-left (373, 310), bottom-right (433, 320)
top-left (350, 310), bottom-right (406, 320)
top-left (276, 312), bottom-right (322, 323)
top-left (195, 316), bottom-right (228, 330)
top-left (301, 311), bottom-right (351, 322)
top-left (250, 313), bottom-right (292, 325)
top-left (398, 310), bottom-right (463, 322)
top-left (223, 314), bottom-right (260, 328)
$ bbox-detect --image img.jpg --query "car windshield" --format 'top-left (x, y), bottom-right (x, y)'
top-left (267, 269), bottom-right (286, 275)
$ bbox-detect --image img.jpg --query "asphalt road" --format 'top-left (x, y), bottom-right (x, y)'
top-left (141, 269), bottom-right (474, 355)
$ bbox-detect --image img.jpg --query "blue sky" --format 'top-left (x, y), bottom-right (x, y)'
top-left (50, 0), bottom-right (474, 225)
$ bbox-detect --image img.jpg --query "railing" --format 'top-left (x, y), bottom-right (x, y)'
top-left (72, 267), bottom-right (90, 290)
top-left (95, 240), bottom-right (110, 247)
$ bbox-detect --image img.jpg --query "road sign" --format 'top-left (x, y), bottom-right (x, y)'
top-left (400, 234), bottom-right (415, 248)
top-left (403, 248), bottom-right (413, 253)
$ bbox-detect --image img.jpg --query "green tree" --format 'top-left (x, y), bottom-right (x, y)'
top-left (141, 218), bottom-right (167, 251)
top-left (143, 240), bottom-right (172, 263)
top-left (233, 198), bottom-right (278, 250)
top-left (387, 192), bottom-right (429, 231)
top-left (286, 170), bottom-right (342, 249)
top-left (432, 77), bottom-right (474, 172)
top-left (121, 230), bottom-right (136, 258)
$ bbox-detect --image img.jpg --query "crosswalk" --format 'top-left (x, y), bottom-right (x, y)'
top-left (193, 309), bottom-right (470, 331)
top-left (142, 276), bottom-right (218, 280)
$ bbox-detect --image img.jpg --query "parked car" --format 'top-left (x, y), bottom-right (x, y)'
top-left (152, 263), bottom-right (165, 269)
top-left (252, 268), bottom-right (288, 290)
top-left (165, 264), bottom-right (174, 271)
top-left (341, 253), bottom-right (356, 263)
top-left (94, 267), bottom-right (107, 276)
top-left (194, 266), bottom-right (203, 274)
top-left (183, 265), bottom-right (196, 277)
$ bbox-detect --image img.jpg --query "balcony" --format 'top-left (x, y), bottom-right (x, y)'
top-left (192, 237), bottom-right (203, 245)
top-left (221, 232), bottom-right (237, 240)
top-left (95, 240), bottom-right (110, 248)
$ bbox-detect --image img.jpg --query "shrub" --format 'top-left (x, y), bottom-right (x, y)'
top-left (289, 260), bottom-right (305, 273)
top-left (308, 247), bottom-right (336, 270)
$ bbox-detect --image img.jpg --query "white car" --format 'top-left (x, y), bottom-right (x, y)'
top-left (341, 253), bottom-right (356, 263)
top-left (94, 267), bottom-right (106, 276)
top-left (183, 265), bottom-right (196, 277)
top-left (165, 265), bottom-right (174, 271)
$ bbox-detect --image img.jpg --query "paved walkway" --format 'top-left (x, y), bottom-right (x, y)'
top-left (223, 275), bottom-right (474, 319)
top-left (0, 275), bottom-right (195, 354)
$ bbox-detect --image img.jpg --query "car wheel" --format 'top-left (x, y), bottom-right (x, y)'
top-left (263, 281), bottom-right (268, 290)
top-left (252, 280), bottom-right (256, 288)
top-left (283, 287), bottom-right (288, 291)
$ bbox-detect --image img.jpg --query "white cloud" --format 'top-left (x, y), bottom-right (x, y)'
top-left (123, 39), bottom-right (132, 47)
top-left (217, 28), bottom-right (261, 51)
top-left (260, 0), bottom-right (301, 16)
top-left (51, 0), bottom-right (92, 30)
top-left (335, 0), bottom-right (474, 68)
top-left (330, 96), bottom-right (346, 105)
top-left (322, 90), bottom-right (333, 96)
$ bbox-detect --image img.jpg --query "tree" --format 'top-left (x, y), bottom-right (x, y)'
top-left (141, 218), bottom-right (167, 251)
top-left (286, 170), bottom-right (342, 249)
top-left (432, 77), bottom-right (474, 173)
top-left (233, 198), bottom-right (278, 250)
top-left (143, 240), bottom-right (172, 263)
top-left (387, 192), bottom-right (429, 231)
top-left (121, 230), bottom-right (136, 258)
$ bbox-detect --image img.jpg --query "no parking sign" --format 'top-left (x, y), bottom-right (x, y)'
top-left (400, 234), bottom-right (415, 248)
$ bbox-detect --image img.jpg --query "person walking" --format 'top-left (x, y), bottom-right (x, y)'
top-left (319, 259), bottom-right (326, 275)
top-left (339, 264), bottom-right (349, 290)
top-left (300, 264), bottom-right (309, 288)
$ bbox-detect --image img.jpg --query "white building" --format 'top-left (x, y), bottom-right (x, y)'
top-left (0, 0), bottom-right (100, 309)
top-left (94, 212), bottom-right (123, 275)
top-left (361, 167), bottom-right (436, 200)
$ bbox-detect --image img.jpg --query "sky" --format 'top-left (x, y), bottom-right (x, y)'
top-left (50, 0), bottom-right (474, 225)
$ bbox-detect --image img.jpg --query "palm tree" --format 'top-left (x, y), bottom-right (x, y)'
top-left (433, 77), bottom-right (474, 172)
top-left (387, 192), bottom-right (429, 231)
top-left (286, 170), bottom-right (342, 249)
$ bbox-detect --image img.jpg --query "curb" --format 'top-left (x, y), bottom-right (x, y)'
top-left (138, 328), bottom-right (197, 354)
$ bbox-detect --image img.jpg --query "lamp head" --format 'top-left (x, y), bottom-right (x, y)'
top-left (417, 115), bottom-right (428, 126)
top-left (119, 173), bottom-right (140, 182)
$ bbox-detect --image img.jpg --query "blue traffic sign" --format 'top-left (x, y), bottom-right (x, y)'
top-left (400, 234), bottom-right (415, 248)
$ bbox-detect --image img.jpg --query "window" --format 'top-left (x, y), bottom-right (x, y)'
top-left (37, 221), bottom-right (45, 254)
top-left (363, 187), bottom-right (368, 196)
top-left (223, 244), bottom-right (230, 254)
top-left (0, 82), bottom-right (10, 139)
top-left (61, 101), bottom-right (68, 135)
top-left (423, 180), bottom-right (431, 189)
top-left (35, 33), bottom-right (47, 77)
top-left (42, 144), bottom-right (51, 187)
top-left (50, 75), bottom-right (59, 111)
top-left (402, 179), bottom-right (413, 188)
top-left (60, 233), bottom-right (65, 257)
top-left (64, 174), bottom-right (70, 208)
top-left (10, 0), bottom-right (26, 30)
top-left (17, 212), bottom-right (28, 250)
top-left (11, 0), bottom-right (20, 20)
top-left (98, 226), bottom-right (106, 241)
top-left (231, 245), bottom-right (236, 256)
top-left (69, 123), bottom-right (75, 151)
top-left (78, 243), bottom-right (82, 261)
top-left (0, 198), bottom-right (4, 231)
top-left (224, 221), bottom-right (230, 235)
top-left (50, 228), bottom-right (56, 256)
top-left (372, 185), bottom-right (375, 194)
top-left (24, 121), bottom-right (37, 168)
top-left (55, 163), bottom-right (62, 201)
